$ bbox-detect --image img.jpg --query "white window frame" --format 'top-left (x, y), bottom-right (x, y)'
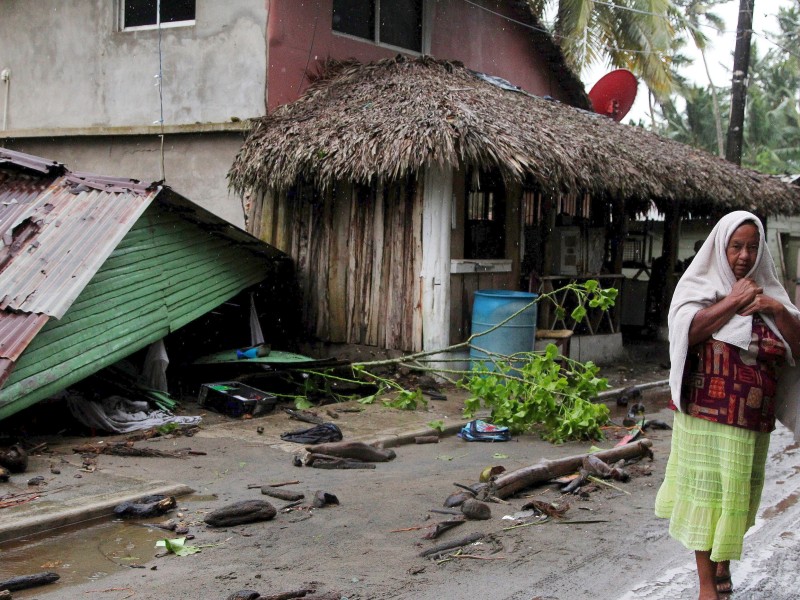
top-left (119, 0), bottom-right (196, 32)
top-left (332, 0), bottom-right (430, 55)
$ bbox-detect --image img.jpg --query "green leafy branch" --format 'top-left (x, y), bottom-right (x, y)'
top-left (287, 281), bottom-right (616, 443)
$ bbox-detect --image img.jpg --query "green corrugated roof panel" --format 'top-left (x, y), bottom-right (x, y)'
top-left (0, 204), bottom-right (277, 420)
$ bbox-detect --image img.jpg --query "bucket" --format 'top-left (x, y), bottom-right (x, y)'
top-left (469, 290), bottom-right (538, 370)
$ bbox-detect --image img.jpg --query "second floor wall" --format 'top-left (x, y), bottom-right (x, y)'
top-left (0, 0), bottom-right (267, 131)
top-left (267, 0), bottom-right (577, 111)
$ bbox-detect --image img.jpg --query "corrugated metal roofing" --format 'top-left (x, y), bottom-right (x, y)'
top-left (0, 149), bottom-right (285, 413)
top-left (0, 176), bottom-right (156, 318)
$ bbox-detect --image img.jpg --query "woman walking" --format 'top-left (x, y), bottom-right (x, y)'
top-left (655, 211), bottom-right (800, 599)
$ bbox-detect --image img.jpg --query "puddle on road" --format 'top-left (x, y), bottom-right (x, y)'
top-left (0, 518), bottom-right (166, 597)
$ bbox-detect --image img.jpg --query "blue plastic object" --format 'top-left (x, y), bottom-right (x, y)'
top-left (469, 289), bottom-right (538, 370)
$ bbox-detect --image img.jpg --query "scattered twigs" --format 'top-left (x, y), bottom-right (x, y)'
top-left (84, 587), bottom-right (135, 599)
top-left (72, 443), bottom-right (191, 458)
top-left (418, 532), bottom-right (485, 558)
top-left (283, 408), bottom-right (325, 424)
top-left (423, 516), bottom-right (466, 539)
top-left (0, 494), bottom-right (40, 509)
top-left (259, 589), bottom-right (316, 600)
top-left (587, 475), bottom-right (630, 495)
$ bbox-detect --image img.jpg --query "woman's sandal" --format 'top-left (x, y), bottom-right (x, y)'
top-left (716, 574), bottom-right (733, 594)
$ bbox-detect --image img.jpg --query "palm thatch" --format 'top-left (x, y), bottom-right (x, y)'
top-left (229, 55), bottom-right (800, 216)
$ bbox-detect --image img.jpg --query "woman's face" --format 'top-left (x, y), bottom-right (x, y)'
top-left (726, 222), bottom-right (760, 279)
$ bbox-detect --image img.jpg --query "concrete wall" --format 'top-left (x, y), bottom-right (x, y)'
top-left (0, 0), bottom-right (265, 225)
top-left (0, 0), bottom-right (267, 129)
top-left (5, 133), bottom-right (248, 227)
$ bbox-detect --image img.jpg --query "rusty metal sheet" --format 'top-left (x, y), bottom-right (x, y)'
top-left (0, 311), bottom-right (49, 362)
top-left (0, 311), bottom-right (50, 388)
top-left (0, 148), bottom-right (63, 175)
top-left (0, 176), bottom-right (158, 318)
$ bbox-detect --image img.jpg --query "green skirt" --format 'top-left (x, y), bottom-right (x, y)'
top-left (654, 411), bottom-right (770, 562)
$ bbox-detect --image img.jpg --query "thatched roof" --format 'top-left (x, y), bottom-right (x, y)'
top-left (229, 56), bottom-right (800, 216)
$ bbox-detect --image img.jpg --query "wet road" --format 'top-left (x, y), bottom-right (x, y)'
top-left (617, 424), bottom-right (800, 600)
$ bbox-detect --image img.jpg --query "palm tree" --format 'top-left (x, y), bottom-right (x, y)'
top-left (526, 0), bottom-right (678, 96)
top-left (671, 0), bottom-right (729, 156)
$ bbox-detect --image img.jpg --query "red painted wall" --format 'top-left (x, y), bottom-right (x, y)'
top-left (267, 0), bottom-right (577, 111)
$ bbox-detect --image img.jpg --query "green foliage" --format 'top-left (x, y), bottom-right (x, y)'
top-left (427, 419), bottom-right (446, 432)
top-left (382, 388), bottom-right (427, 410)
top-left (462, 343), bottom-right (610, 444)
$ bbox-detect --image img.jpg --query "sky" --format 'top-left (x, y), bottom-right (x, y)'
top-left (583, 0), bottom-right (794, 122)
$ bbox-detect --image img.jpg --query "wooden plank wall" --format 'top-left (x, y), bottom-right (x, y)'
top-left (256, 179), bottom-right (424, 352)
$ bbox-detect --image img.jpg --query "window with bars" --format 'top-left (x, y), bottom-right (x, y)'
top-left (465, 172), bottom-right (505, 259)
top-left (332, 0), bottom-right (424, 53)
top-left (121, 0), bottom-right (196, 30)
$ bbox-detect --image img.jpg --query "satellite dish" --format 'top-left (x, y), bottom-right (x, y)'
top-left (588, 69), bottom-right (638, 121)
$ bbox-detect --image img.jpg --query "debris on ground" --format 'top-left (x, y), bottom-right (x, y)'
top-left (260, 487), bottom-right (304, 501)
top-left (114, 494), bottom-right (177, 519)
top-left (418, 532), bottom-right (486, 558)
top-left (302, 441), bottom-right (396, 462)
top-left (204, 499), bottom-right (277, 527)
top-left (423, 516), bottom-right (466, 539)
top-left (72, 442), bottom-right (196, 458)
top-left (0, 444), bottom-right (28, 473)
top-left (482, 439), bottom-right (653, 499)
top-left (460, 498), bottom-right (491, 520)
top-left (311, 491), bottom-right (339, 508)
top-left (0, 571), bottom-right (60, 592)
top-left (280, 423), bottom-right (343, 444)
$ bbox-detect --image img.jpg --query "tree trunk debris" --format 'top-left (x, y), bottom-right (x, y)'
top-left (487, 439), bottom-right (653, 498)
top-left (0, 572), bottom-right (59, 592)
top-left (261, 487), bottom-right (304, 501)
top-left (303, 441), bottom-right (396, 462)
top-left (205, 499), bottom-right (277, 527)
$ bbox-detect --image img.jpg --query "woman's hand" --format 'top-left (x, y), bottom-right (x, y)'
top-left (687, 279), bottom-right (761, 346)
top-left (739, 292), bottom-right (800, 357)
top-left (729, 278), bottom-right (763, 312)
top-left (738, 292), bottom-right (782, 316)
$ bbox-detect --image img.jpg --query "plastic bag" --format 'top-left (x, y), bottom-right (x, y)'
top-left (458, 419), bottom-right (511, 442)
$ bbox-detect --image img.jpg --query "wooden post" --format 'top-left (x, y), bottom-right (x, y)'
top-left (538, 194), bottom-right (557, 327)
top-left (661, 202), bottom-right (681, 316)
top-left (609, 196), bottom-right (627, 274)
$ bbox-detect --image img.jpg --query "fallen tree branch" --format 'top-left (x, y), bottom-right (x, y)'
top-left (487, 439), bottom-right (653, 499)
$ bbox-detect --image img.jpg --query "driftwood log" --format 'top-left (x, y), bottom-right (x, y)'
top-left (205, 500), bottom-right (277, 527)
top-left (261, 487), bottom-right (304, 501)
top-left (486, 439), bottom-right (653, 499)
top-left (0, 571), bottom-right (60, 592)
top-left (303, 441), bottom-right (396, 462)
top-left (305, 453), bottom-right (376, 469)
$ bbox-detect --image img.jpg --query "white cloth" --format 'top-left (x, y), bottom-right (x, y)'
top-left (67, 394), bottom-right (201, 434)
top-left (667, 210), bottom-right (800, 440)
top-left (141, 339), bottom-right (169, 392)
top-left (250, 292), bottom-right (265, 346)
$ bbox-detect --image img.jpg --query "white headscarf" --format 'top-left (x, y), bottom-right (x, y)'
top-left (667, 210), bottom-right (800, 439)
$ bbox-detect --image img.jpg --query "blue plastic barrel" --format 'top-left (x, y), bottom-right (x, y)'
top-left (470, 290), bottom-right (538, 370)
